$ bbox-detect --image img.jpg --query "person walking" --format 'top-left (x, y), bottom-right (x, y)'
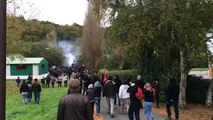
top-left (103, 76), bottom-right (116, 118)
top-left (46, 74), bottom-right (50, 88)
top-left (27, 80), bottom-right (33, 102)
top-left (51, 76), bottom-right (56, 88)
top-left (94, 80), bottom-right (102, 116)
top-left (16, 76), bottom-right (21, 87)
top-left (32, 78), bottom-right (42, 104)
top-left (41, 76), bottom-right (45, 88)
top-left (114, 75), bottom-right (121, 106)
top-left (86, 84), bottom-right (95, 115)
top-left (136, 74), bottom-right (145, 109)
top-left (127, 80), bottom-right (142, 120)
top-left (118, 80), bottom-right (130, 114)
top-left (144, 83), bottom-right (155, 120)
top-left (166, 78), bottom-right (180, 120)
top-left (152, 80), bottom-right (160, 108)
top-left (20, 80), bottom-right (29, 104)
top-left (27, 73), bottom-right (33, 84)
top-left (57, 79), bottom-right (93, 120)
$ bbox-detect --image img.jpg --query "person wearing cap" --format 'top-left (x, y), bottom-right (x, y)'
top-left (127, 79), bottom-right (142, 120)
top-left (94, 80), bottom-right (102, 116)
top-left (57, 78), bottom-right (93, 120)
top-left (136, 75), bottom-right (145, 109)
top-left (103, 76), bottom-right (116, 118)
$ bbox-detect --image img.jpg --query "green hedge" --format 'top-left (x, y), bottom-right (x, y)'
top-left (159, 75), bottom-right (211, 104)
top-left (186, 75), bottom-right (211, 104)
top-left (99, 69), bottom-right (138, 80)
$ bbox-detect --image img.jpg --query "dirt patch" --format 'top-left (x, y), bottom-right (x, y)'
top-left (153, 104), bottom-right (213, 120)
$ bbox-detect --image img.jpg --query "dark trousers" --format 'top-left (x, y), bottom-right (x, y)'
top-left (64, 81), bottom-right (67, 87)
top-left (28, 92), bottom-right (32, 102)
top-left (52, 83), bottom-right (55, 87)
top-left (114, 93), bottom-right (121, 106)
top-left (34, 92), bottom-right (40, 104)
top-left (166, 100), bottom-right (179, 119)
top-left (155, 94), bottom-right (159, 107)
top-left (128, 107), bottom-right (140, 120)
top-left (90, 101), bottom-right (95, 115)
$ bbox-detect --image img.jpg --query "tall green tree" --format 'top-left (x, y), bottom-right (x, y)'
top-left (101, 0), bottom-right (213, 107)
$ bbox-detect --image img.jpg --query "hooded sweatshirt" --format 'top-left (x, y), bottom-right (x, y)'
top-left (119, 84), bottom-right (130, 99)
top-left (86, 84), bottom-right (95, 102)
top-left (94, 81), bottom-right (102, 97)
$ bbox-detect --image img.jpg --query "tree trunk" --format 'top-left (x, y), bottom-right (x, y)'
top-left (179, 49), bottom-right (187, 107)
top-left (206, 80), bottom-right (213, 107)
top-left (0, 1), bottom-right (6, 120)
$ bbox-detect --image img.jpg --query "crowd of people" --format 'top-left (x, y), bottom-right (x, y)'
top-left (56, 63), bottom-right (180, 120)
top-left (16, 62), bottom-right (180, 120)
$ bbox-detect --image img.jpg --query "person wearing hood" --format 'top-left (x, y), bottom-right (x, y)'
top-left (102, 76), bottom-right (116, 118)
top-left (118, 80), bottom-right (130, 114)
top-left (86, 84), bottom-right (95, 115)
top-left (166, 78), bottom-right (180, 120)
top-left (32, 78), bottom-right (42, 104)
top-left (94, 80), bottom-right (102, 116)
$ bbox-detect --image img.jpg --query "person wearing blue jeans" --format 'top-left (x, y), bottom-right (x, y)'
top-left (144, 83), bottom-right (155, 120)
top-left (144, 102), bottom-right (154, 120)
top-left (94, 80), bottom-right (102, 116)
top-left (95, 97), bottom-right (101, 114)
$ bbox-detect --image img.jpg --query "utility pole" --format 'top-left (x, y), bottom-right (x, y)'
top-left (0, 0), bottom-right (6, 120)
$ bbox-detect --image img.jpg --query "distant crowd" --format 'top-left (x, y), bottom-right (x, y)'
top-left (17, 62), bottom-right (180, 120)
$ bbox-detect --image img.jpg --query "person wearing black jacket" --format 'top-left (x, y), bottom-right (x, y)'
top-left (86, 84), bottom-right (95, 115)
top-left (32, 78), bottom-right (42, 104)
top-left (20, 80), bottom-right (29, 104)
top-left (103, 76), bottom-right (116, 118)
top-left (166, 78), bottom-right (180, 120)
top-left (114, 75), bottom-right (121, 106)
top-left (94, 80), bottom-right (102, 116)
top-left (144, 83), bottom-right (155, 120)
top-left (127, 80), bottom-right (142, 120)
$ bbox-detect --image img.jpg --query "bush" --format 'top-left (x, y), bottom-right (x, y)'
top-left (99, 69), bottom-right (138, 80)
top-left (157, 75), bottom-right (211, 104)
top-left (186, 75), bottom-right (211, 104)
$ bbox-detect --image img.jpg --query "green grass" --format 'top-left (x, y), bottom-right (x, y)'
top-left (6, 81), bottom-right (67, 120)
top-left (191, 68), bottom-right (208, 71)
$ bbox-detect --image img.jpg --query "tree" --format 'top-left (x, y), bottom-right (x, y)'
top-left (82, 2), bottom-right (105, 70)
top-left (100, 0), bottom-right (213, 107)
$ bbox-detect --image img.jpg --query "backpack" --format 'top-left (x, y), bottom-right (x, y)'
top-left (135, 87), bottom-right (144, 100)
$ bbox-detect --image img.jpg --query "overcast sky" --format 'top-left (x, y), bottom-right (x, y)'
top-left (17, 0), bottom-right (88, 25)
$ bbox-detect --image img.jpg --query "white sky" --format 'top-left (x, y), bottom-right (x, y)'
top-left (20, 0), bottom-right (88, 25)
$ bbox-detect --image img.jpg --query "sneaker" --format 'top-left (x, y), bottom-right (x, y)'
top-left (111, 114), bottom-right (114, 118)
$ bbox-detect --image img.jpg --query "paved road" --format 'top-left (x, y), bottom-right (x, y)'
top-left (100, 98), bottom-right (167, 120)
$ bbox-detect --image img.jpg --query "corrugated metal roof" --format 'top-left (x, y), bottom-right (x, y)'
top-left (6, 57), bottom-right (44, 64)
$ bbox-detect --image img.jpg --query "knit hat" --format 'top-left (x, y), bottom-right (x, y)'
top-left (94, 81), bottom-right (101, 87)
top-left (137, 75), bottom-right (142, 80)
top-left (130, 79), bottom-right (136, 83)
top-left (88, 84), bottom-right (94, 89)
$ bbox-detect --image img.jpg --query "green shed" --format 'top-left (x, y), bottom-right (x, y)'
top-left (6, 57), bottom-right (49, 80)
